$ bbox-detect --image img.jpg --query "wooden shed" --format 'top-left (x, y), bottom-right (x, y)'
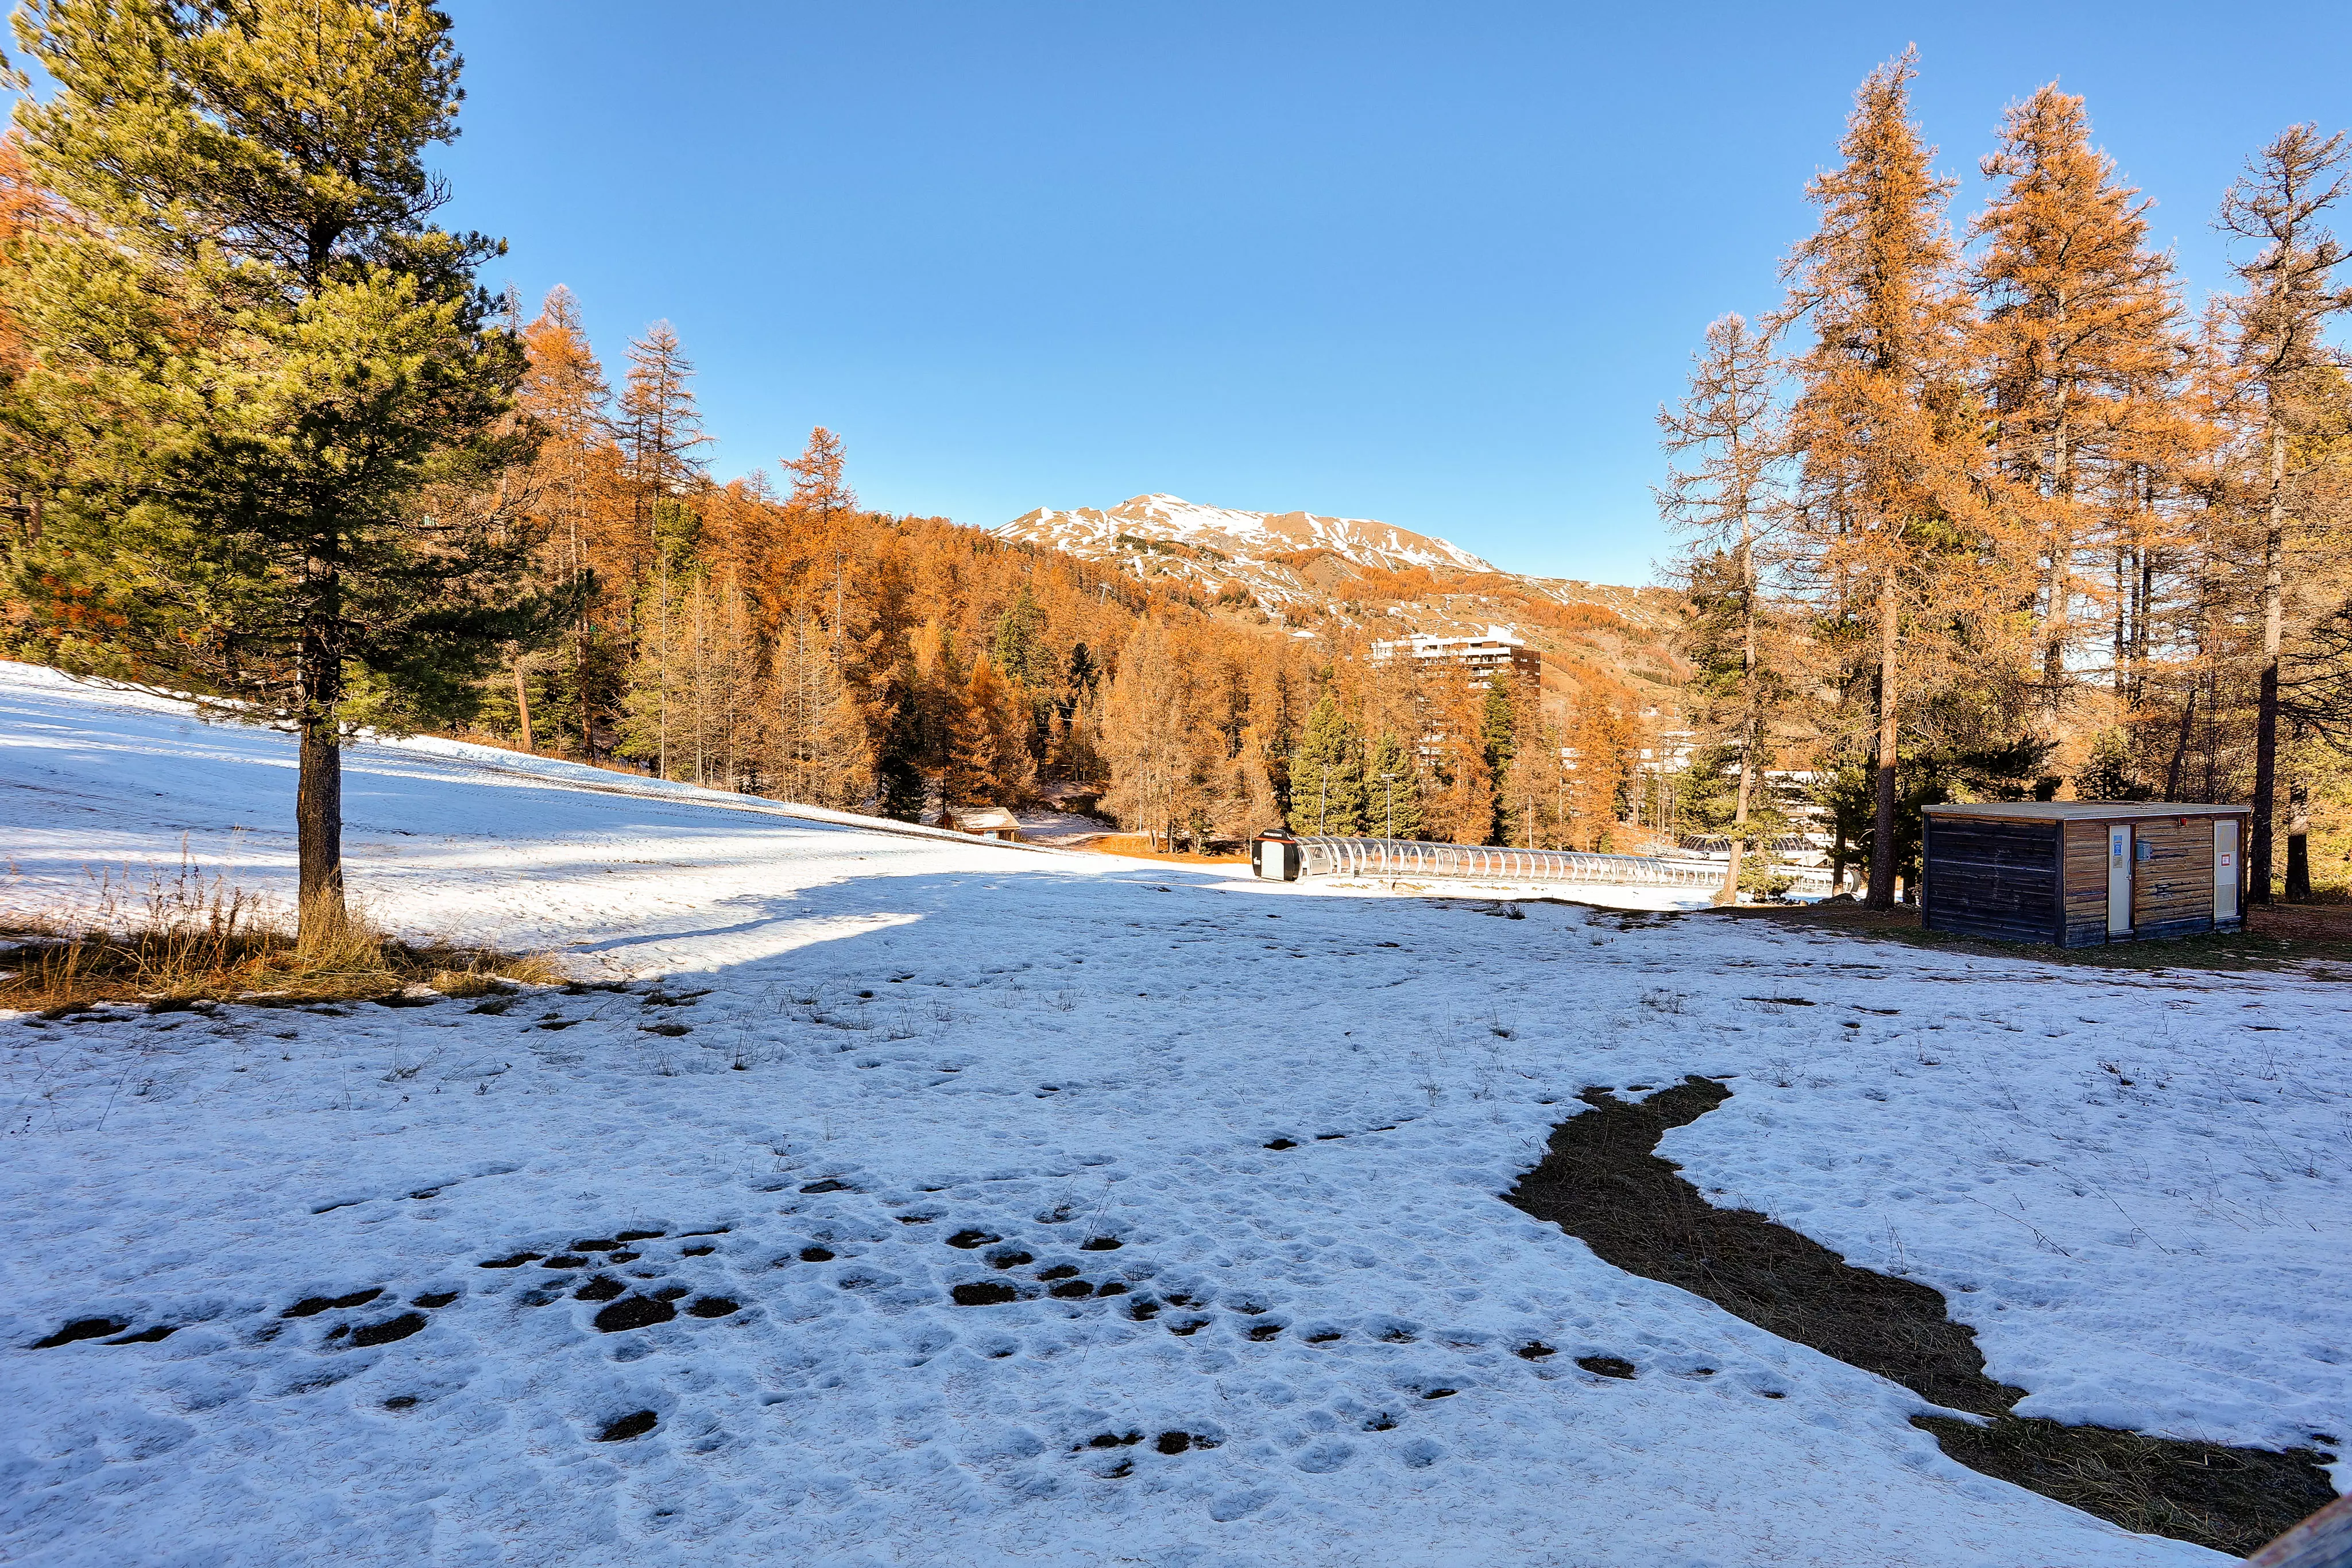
top-left (1920, 803), bottom-right (2250, 946)
top-left (949, 806), bottom-right (1021, 842)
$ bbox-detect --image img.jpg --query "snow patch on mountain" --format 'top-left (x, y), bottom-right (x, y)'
top-left (997, 494), bottom-right (1497, 583)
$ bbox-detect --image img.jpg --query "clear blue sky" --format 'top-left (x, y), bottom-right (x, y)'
top-left (441, 5), bottom-right (2346, 581)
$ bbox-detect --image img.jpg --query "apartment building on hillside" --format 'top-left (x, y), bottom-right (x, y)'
top-left (1368, 628), bottom-right (1543, 684)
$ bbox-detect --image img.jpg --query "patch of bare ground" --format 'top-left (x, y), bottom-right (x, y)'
top-left (1503, 1077), bottom-right (2337, 1555)
top-left (1, 861), bottom-right (558, 1015)
top-left (1715, 898), bottom-right (2352, 977)
top-left (1075, 835), bottom-right (1247, 865)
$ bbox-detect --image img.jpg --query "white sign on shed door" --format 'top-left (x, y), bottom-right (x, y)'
top-left (2213, 819), bottom-right (2239, 922)
top-left (2107, 826), bottom-right (2133, 936)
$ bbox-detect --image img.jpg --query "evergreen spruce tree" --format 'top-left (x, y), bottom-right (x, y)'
top-left (991, 587), bottom-right (1051, 690)
top-left (2073, 729), bottom-right (2148, 802)
top-left (2, 0), bottom-right (550, 938)
top-left (1478, 671), bottom-right (1516, 842)
top-left (991, 585), bottom-right (1053, 764)
top-left (1364, 730), bottom-right (1423, 840)
top-left (1287, 691), bottom-right (1364, 835)
top-left (873, 652), bottom-right (929, 822)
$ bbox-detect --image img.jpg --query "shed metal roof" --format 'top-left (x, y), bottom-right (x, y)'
top-left (950, 807), bottom-right (1020, 831)
top-left (1923, 802), bottom-right (2246, 821)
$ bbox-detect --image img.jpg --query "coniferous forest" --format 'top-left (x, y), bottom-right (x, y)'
top-left (1663, 54), bottom-right (2352, 909)
top-left (0, 13), bottom-right (2347, 919)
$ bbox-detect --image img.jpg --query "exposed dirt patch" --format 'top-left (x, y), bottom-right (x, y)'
top-left (350, 1312), bottom-right (427, 1348)
top-left (597, 1410), bottom-right (658, 1442)
top-left (33, 1316), bottom-right (127, 1348)
top-left (1918, 1414), bottom-right (2328, 1552)
top-left (1503, 1076), bottom-right (2336, 1555)
top-left (951, 1281), bottom-right (1021, 1306)
top-left (593, 1296), bottom-right (677, 1333)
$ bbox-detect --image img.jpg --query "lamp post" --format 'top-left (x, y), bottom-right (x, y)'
top-left (1379, 767), bottom-right (1401, 886)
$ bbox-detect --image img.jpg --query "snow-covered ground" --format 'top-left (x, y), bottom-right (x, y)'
top-left (3, 660), bottom-right (2346, 1567)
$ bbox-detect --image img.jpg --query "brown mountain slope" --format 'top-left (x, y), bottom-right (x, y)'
top-left (997, 494), bottom-right (1686, 716)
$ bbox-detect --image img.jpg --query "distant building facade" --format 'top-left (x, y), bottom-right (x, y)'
top-left (1368, 628), bottom-right (1543, 685)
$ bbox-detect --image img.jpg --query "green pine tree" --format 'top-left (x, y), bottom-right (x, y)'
top-left (1364, 730), bottom-right (1423, 840)
top-left (990, 587), bottom-right (1052, 761)
top-left (991, 587), bottom-right (1051, 690)
top-left (1286, 691), bottom-right (1364, 835)
top-left (872, 655), bottom-right (929, 822)
top-left (2073, 729), bottom-right (2150, 802)
top-left (1, 0), bottom-right (557, 938)
top-left (1478, 671), bottom-right (1517, 842)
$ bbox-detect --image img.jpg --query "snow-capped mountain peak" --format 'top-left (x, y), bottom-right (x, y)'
top-left (996, 495), bottom-right (1498, 582)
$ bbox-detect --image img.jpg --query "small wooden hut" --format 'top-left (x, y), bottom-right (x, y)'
top-left (1920, 803), bottom-right (2250, 946)
top-left (950, 806), bottom-right (1021, 842)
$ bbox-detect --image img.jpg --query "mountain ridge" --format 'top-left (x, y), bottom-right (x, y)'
top-left (996, 493), bottom-right (1499, 593)
top-left (993, 493), bottom-right (1686, 714)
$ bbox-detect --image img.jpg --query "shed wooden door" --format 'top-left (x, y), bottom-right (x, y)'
top-left (2214, 819), bottom-right (2240, 922)
top-left (2130, 816), bottom-right (2215, 934)
top-left (2106, 826), bottom-right (2133, 936)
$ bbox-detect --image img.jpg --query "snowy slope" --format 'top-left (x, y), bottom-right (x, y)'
top-left (3, 662), bottom-right (2347, 1567)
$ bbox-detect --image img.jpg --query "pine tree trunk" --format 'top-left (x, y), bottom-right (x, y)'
top-left (1719, 766), bottom-right (1751, 908)
top-left (575, 614), bottom-right (594, 759)
top-left (2042, 525), bottom-right (2069, 696)
top-left (1717, 533), bottom-right (1757, 908)
top-left (2285, 777), bottom-right (2311, 903)
top-left (296, 587), bottom-right (346, 943)
top-left (2112, 545), bottom-right (2129, 700)
top-left (656, 567), bottom-right (671, 780)
top-left (2163, 690), bottom-right (2194, 802)
top-left (513, 655), bottom-right (535, 752)
top-left (2249, 424), bottom-right (2286, 904)
top-left (2040, 382), bottom-right (2071, 703)
top-left (1866, 572), bottom-right (1900, 911)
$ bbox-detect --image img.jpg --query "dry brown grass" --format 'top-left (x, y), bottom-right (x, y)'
top-left (1080, 834), bottom-right (1248, 865)
top-left (1717, 897), bottom-right (2352, 975)
top-left (1507, 1077), bottom-right (2337, 1555)
top-left (0, 858), bottom-right (562, 1015)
